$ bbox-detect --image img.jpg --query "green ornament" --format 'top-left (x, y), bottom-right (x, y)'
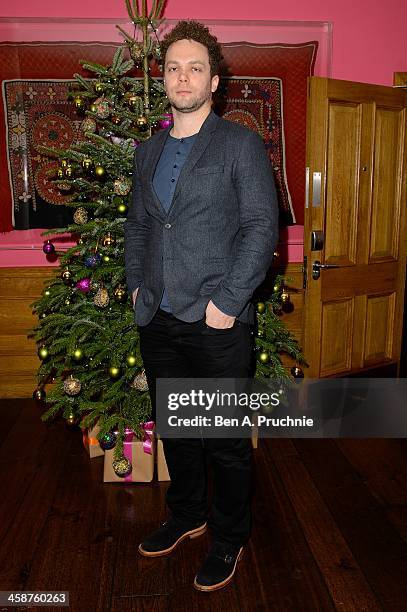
top-left (73, 348), bottom-right (83, 361)
top-left (256, 302), bottom-right (266, 314)
top-left (38, 346), bottom-right (49, 360)
top-left (109, 366), bottom-right (121, 379)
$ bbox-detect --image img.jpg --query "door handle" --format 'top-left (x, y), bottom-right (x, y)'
top-left (312, 260), bottom-right (342, 280)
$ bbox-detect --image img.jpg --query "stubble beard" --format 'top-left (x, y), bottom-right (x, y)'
top-left (167, 85), bottom-right (213, 114)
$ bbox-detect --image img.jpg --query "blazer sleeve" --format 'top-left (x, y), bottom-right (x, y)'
top-left (210, 130), bottom-right (279, 317)
top-left (124, 148), bottom-right (150, 294)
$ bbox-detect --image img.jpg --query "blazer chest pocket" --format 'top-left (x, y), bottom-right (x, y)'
top-left (194, 164), bottom-right (224, 175)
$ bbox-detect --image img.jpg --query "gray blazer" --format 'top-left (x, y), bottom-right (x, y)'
top-left (124, 110), bottom-right (279, 327)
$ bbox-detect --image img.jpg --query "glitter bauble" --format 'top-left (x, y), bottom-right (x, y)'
top-left (76, 278), bottom-right (91, 293)
top-left (99, 430), bottom-right (117, 451)
top-left (112, 456), bottom-right (132, 478)
top-left (131, 370), bottom-right (148, 391)
top-left (114, 177), bottom-right (131, 196)
top-left (73, 207), bottom-right (88, 225)
top-left (94, 287), bottom-right (110, 307)
top-left (43, 240), bottom-right (55, 255)
top-left (94, 97), bottom-right (110, 119)
top-left (84, 253), bottom-right (102, 268)
top-left (63, 377), bottom-right (81, 396)
top-left (81, 118), bottom-right (97, 133)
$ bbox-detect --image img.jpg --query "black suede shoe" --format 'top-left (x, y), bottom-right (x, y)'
top-left (193, 541), bottom-right (244, 592)
top-left (138, 518), bottom-right (207, 557)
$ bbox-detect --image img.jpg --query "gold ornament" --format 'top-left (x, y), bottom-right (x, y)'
top-left (57, 168), bottom-right (64, 179)
top-left (257, 329), bottom-right (264, 337)
top-left (273, 283), bottom-right (281, 293)
top-left (64, 165), bottom-right (74, 179)
top-left (258, 351), bottom-right (270, 364)
top-left (73, 96), bottom-right (84, 110)
top-left (63, 376), bottom-right (81, 396)
top-left (113, 285), bottom-right (127, 303)
top-left (90, 103), bottom-right (97, 113)
top-left (273, 251), bottom-right (279, 259)
top-left (94, 82), bottom-right (105, 93)
top-left (127, 94), bottom-right (141, 109)
top-left (102, 255), bottom-right (110, 263)
top-left (126, 354), bottom-right (137, 367)
top-left (109, 365), bottom-right (121, 378)
top-left (94, 287), bottom-right (110, 307)
top-left (114, 176), bottom-right (131, 196)
top-left (111, 115), bottom-right (121, 125)
top-left (61, 160), bottom-right (68, 168)
top-left (73, 207), bottom-right (88, 225)
top-left (281, 290), bottom-right (290, 303)
top-left (291, 366), bottom-right (304, 379)
top-left (61, 268), bottom-right (72, 285)
top-left (94, 165), bottom-right (106, 179)
top-left (38, 346), bottom-right (49, 360)
top-left (102, 232), bottom-right (115, 247)
top-left (64, 297), bottom-right (71, 306)
top-left (131, 370), bottom-right (148, 391)
top-left (81, 157), bottom-right (93, 171)
top-left (136, 115), bottom-right (148, 130)
top-left (112, 456), bottom-right (132, 477)
top-left (44, 288), bottom-right (51, 296)
top-left (256, 302), bottom-right (266, 314)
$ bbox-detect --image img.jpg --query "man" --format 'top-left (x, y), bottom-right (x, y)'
top-left (124, 20), bottom-right (278, 592)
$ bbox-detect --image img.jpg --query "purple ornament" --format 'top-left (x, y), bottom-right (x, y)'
top-left (159, 113), bottom-right (173, 129)
top-left (76, 278), bottom-right (91, 293)
top-left (43, 240), bottom-right (55, 254)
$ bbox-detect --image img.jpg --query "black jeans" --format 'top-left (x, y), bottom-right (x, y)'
top-left (138, 307), bottom-right (254, 546)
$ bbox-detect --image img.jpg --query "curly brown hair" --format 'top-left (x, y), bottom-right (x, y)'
top-left (160, 20), bottom-right (223, 78)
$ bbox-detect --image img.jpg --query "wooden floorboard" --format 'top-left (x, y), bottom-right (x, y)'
top-left (0, 399), bottom-right (407, 611)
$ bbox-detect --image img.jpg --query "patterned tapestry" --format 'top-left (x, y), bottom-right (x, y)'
top-left (3, 76), bottom-right (290, 230)
top-left (0, 41), bottom-right (317, 231)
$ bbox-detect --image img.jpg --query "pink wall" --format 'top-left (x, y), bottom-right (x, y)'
top-left (0, 0), bottom-right (406, 86)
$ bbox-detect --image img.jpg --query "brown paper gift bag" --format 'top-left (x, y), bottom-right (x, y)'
top-left (156, 437), bottom-right (171, 481)
top-left (82, 423), bottom-right (104, 458)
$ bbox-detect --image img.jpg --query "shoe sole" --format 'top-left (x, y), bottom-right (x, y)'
top-left (193, 547), bottom-right (244, 592)
top-left (138, 523), bottom-right (207, 558)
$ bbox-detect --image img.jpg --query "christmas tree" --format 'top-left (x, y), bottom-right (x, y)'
top-left (29, 3), bottom-right (307, 467)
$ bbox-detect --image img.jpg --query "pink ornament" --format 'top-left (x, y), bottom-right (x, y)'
top-left (76, 278), bottom-right (91, 293)
top-left (159, 113), bottom-right (173, 129)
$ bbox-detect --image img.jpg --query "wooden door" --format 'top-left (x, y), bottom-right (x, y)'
top-left (303, 77), bottom-right (407, 377)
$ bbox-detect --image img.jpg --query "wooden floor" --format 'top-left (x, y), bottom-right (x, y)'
top-left (1, 399), bottom-right (407, 611)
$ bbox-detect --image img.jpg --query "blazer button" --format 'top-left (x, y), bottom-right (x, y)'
top-left (164, 223), bottom-right (171, 229)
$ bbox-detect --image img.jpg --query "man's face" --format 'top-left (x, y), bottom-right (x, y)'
top-left (164, 38), bottom-right (219, 113)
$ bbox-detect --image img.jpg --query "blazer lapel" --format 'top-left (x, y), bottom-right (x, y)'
top-left (145, 126), bottom-right (171, 218)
